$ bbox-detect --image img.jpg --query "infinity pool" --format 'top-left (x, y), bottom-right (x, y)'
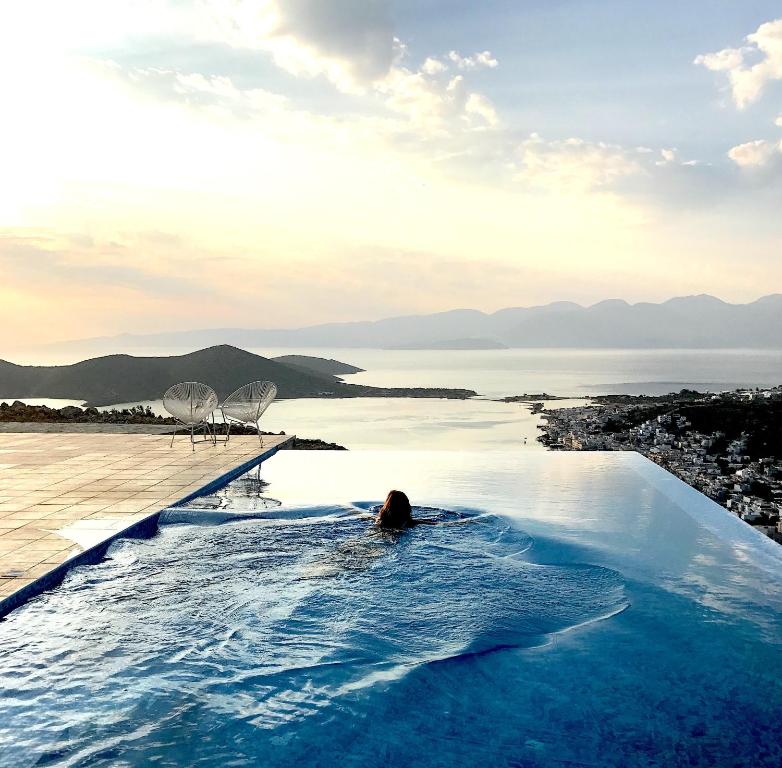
top-left (1, 451), bottom-right (781, 767)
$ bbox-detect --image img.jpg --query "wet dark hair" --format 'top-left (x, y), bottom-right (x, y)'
top-left (376, 490), bottom-right (413, 529)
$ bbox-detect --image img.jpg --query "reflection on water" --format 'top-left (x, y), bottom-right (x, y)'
top-left (0, 393), bottom-right (584, 451)
top-left (85, 396), bottom-right (582, 450)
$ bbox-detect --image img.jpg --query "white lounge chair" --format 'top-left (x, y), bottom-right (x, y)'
top-left (220, 380), bottom-right (277, 445)
top-left (163, 381), bottom-right (219, 450)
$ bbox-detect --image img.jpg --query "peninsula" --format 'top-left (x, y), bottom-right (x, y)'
top-left (0, 345), bottom-right (475, 407)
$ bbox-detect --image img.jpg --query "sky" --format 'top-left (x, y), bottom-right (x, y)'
top-left (1, 0), bottom-right (781, 345)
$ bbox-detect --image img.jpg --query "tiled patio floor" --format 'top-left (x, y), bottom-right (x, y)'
top-left (0, 432), bottom-right (292, 607)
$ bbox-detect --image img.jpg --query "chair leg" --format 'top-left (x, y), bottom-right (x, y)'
top-left (170, 425), bottom-right (177, 448)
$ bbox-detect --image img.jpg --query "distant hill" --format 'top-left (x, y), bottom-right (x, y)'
top-left (0, 347), bottom-right (474, 406)
top-left (272, 355), bottom-right (364, 376)
top-left (52, 295), bottom-right (782, 352)
top-left (0, 346), bottom-right (340, 405)
top-left (385, 338), bottom-right (508, 350)
top-left (501, 295), bottom-right (782, 348)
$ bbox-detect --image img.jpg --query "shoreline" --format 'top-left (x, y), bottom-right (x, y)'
top-left (0, 402), bottom-right (346, 450)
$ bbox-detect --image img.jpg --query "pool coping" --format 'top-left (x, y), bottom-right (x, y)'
top-left (0, 438), bottom-right (292, 620)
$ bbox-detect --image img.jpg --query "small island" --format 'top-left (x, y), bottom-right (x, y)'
top-left (384, 337), bottom-right (508, 350)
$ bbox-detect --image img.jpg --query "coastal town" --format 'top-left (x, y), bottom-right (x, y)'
top-left (538, 387), bottom-right (782, 544)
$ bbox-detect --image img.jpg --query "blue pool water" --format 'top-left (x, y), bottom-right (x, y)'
top-left (1, 451), bottom-right (781, 767)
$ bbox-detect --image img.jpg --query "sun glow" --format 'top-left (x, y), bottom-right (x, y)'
top-left (1, 2), bottom-right (780, 346)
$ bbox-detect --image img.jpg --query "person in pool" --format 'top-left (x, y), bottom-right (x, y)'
top-left (375, 490), bottom-right (436, 529)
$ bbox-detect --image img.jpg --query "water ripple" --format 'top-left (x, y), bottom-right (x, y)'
top-left (0, 505), bottom-right (628, 767)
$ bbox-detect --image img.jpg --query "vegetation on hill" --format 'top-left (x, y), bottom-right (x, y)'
top-left (677, 399), bottom-right (782, 459)
top-left (590, 390), bottom-right (782, 460)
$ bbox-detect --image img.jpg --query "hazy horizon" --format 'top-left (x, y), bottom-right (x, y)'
top-left (2, 2), bottom-right (781, 346)
top-left (0, 293), bottom-right (778, 365)
top-left (35, 291), bottom-right (782, 346)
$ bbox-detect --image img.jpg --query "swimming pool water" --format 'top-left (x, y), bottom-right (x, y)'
top-left (1, 451), bottom-right (781, 767)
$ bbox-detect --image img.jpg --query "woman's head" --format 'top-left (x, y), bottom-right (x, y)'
top-left (376, 490), bottom-right (412, 529)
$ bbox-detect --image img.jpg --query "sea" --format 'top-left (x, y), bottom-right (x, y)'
top-left (5, 348), bottom-right (782, 450)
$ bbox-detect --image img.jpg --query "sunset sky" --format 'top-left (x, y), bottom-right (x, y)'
top-left (1, 1), bottom-right (781, 346)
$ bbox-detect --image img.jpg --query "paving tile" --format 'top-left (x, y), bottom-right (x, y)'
top-left (8, 509), bottom-right (58, 520)
top-left (33, 520), bottom-right (72, 531)
top-left (24, 563), bottom-right (60, 579)
top-left (43, 551), bottom-right (77, 565)
top-left (0, 577), bottom-right (35, 593)
top-left (20, 504), bottom-right (74, 515)
top-left (14, 539), bottom-right (73, 553)
top-left (0, 527), bottom-right (46, 541)
top-left (0, 552), bottom-right (47, 568)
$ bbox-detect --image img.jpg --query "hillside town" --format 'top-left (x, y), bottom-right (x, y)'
top-left (539, 387), bottom-right (782, 544)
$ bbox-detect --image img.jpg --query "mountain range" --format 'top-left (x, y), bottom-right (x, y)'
top-left (52, 294), bottom-right (782, 351)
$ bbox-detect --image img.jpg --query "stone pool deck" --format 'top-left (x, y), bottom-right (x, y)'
top-left (0, 432), bottom-right (293, 617)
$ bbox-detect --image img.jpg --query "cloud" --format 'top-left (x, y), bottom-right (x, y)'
top-left (696, 19), bottom-right (782, 175)
top-left (377, 68), bottom-right (498, 133)
top-left (695, 18), bottom-right (782, 108)
top-left (513, 136), bottom-right (712, 201)
top-left (191, 1), bottom-right (500, 134)
top-left (114, 54), bottom-right (500, 141)
top-left (421, 57), bottom-right (447, 76)
top-left (117, 64), bottom-right (288, 118)
top-left (447, 50), bottom-right (498, 70)
top-left (464, 93), bottom-right (498, 127)
top-left (515, 134), bottom-right (645, 192)
top-left (727, 138), bottom-right (782, 167)
top-left (0, 234), bottom-right (212, 298)
top-left (197, 0), bottom-right (395, 92)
